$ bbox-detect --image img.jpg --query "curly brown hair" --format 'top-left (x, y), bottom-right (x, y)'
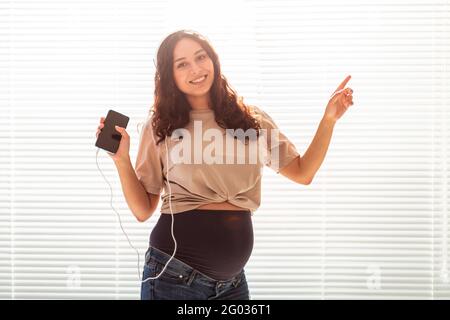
top-left (149, 30), bottom-right (261, 145)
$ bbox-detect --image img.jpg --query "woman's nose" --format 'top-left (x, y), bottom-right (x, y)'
top-left (190, 63), bottom-right (202, 75)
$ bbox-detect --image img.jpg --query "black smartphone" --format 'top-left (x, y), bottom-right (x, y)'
top-left (95, 109), bottom-right (130, 154)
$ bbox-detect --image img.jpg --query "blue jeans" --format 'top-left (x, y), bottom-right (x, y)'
top-left (141, 246), bottom-right (251, 300)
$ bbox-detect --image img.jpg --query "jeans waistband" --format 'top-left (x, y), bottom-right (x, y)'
top-left (145, 246), bottom-right (245, 287)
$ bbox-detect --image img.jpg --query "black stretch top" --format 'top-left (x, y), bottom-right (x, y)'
top-left (149, 209), bottom-right (254, 281)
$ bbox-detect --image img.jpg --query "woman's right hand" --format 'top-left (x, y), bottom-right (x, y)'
top-left (96, 117), bottom-right (131, 164)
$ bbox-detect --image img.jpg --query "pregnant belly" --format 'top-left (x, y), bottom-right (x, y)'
top-left (150, 209), bottom-right (254, 280)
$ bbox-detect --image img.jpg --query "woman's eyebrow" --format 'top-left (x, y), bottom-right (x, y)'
top-left (174, 49), bottom-right (206, 63)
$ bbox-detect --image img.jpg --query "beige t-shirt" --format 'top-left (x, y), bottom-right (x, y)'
top-left (134, 106), bottom-right (300, 214)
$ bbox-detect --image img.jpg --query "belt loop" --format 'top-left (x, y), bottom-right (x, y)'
top-left (186, 270), bottom-right (197, 286)
top-left (144, 247), bottom-right (152, 265)
top-left (233, 272), bottom-right (243, 287)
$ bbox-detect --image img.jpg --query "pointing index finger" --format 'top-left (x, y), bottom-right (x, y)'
top-left (335, 75), bottom-right (351, 92)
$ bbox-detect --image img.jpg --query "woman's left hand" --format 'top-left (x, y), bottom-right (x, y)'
top-left (324, 75), bottom-right (354, 123)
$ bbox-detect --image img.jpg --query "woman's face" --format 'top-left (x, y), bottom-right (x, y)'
top-left (172, 37), bottom-right (215, 107)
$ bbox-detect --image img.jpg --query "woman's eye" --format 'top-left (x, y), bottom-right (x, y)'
top-left (176, 55), bottom-right (206, 68)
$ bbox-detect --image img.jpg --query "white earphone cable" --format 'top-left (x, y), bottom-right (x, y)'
top-left (141, 136), bottom-right (177, 283)
top-left (95, 147), bottom-right (141, 279)
top-left (95, 134), bottom-right (176, 284)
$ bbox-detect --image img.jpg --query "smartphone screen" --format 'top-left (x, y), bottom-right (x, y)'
top-left (95, 109), bottom-right (130, 154)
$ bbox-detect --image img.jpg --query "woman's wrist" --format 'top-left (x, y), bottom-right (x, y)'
top-left (114, 156), bottom-right (132, 168)
top-left (322, 114), bottom-right (337, 126)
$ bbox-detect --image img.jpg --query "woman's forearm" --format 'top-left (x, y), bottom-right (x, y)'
top-left (301, 116), bottom-right (336, 182)
top-left (113, 157), bottom-right (153, 222)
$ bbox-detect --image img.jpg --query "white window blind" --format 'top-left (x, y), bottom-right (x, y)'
top-left (1, 0), bottom-right (449, 299)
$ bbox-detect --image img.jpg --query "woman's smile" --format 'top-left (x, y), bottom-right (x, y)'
top-left (189, 75), bottom-right (208, 85)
